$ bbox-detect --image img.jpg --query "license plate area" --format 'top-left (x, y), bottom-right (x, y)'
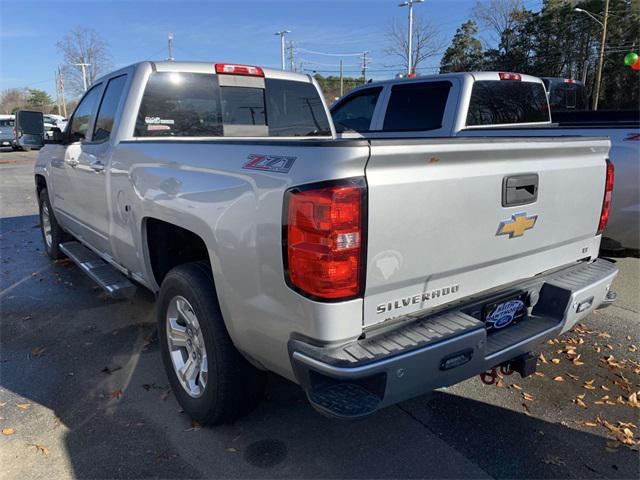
top-left (482, 292), bottom-right (527, 333)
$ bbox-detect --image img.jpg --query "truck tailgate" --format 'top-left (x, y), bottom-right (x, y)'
top-left (364, 137), bottom-right (610, 327)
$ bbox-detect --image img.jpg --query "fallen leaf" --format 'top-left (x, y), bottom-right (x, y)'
top-left (29, 444), bottom-right (49, 456)
top-left (523, 392), bottom-right (535, 401)
top-left (496, 378), bottom-right (505, 388)
top-left (567, 373), bottom-right (579, 380)
top-left (2, 428), bottom-right (15, 435)
top-left (15, 403), bottom-right (31, 410)
top-left (184, 420), bottom-right (202, 432)
top-left (602, 385), bottom-right (610, 391)
top-left (628, 392), bottom-right (640, 408)
top-left (101, 365), bottom-right (122, 375)
top-left (554, 376), bottom-right (565, 382)
top-left (30, 347), bottom-right (46, 358)
top-left (522, 403), bottom-right (533, 416)
top-left (551, 358), bottom-right (561, 365)
top-left (534, 372), bottom-right (545, 377)
top-left (109, 389), bottom-right (124, 399)
top-left (584, 421), bottom-right (598, 427)
top-left (543, 455), bottom-right (566, 466)
top-left (574, 397), bottom-right (588, 409)
top-left (511, 384), bottom-right (523, 391)
top-left (539, 353), bottom-right (548, 364)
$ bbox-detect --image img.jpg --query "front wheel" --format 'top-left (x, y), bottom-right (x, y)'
top-left (38, 188), bottom-right (67, 259)
top-left (157, 261), bottom-right (266, 425)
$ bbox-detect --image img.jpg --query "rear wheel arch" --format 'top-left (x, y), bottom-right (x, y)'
top-left (143, 217), bottom-right (212, 289)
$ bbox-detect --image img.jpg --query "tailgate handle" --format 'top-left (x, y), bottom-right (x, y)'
top-left (502, 174), bottom-right (538, 207)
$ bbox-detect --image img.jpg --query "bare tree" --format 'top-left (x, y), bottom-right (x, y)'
top-left (57, 27), bottom-right (111, 96)
top-left (0, 88), bottom-right (28, 114)
top-left (386, 17), bottom-right (444, 74)
top-left (472, 0), bottom-right (524, 48)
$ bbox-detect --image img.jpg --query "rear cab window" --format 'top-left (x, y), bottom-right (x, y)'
top-left (383, 81), bottom-right (451, 131)
top-left (466, 80), bottom-right (550, 126)
top-left (135, 71), bottom-right (331, 137)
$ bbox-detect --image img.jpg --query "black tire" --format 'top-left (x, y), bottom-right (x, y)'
top-left (157, 261), bottom-right (266, 425)
top-left (38, 188), bottom-right (67, 260)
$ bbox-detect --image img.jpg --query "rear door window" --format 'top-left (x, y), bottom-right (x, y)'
top-left (383, 81), bottom-right (451, 131)
top-left (135, 72), bottom-right (331, 137)
top-left (467, 81), bottom-right (549, 126)
top-left (331, 87), bottom-right (382, 133)
top-left (93, 75), bottom-right (127, 142)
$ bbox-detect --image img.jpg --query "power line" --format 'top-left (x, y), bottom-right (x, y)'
top-left (297, 47), bottom-right (363, 57)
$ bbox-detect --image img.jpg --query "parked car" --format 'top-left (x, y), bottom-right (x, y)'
top-left (331, 72), bottom-right (639, 252)
top-left (34, 62), bottom-right (617, 424)
top-left (44, 114), bottom-right (68, 140)
top-left (0, 115), bottom-right (15, 149)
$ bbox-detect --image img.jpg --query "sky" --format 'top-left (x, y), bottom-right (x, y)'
top-left (0, 0), bottom-right (542, 97)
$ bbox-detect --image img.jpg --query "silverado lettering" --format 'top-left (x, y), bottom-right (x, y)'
top-left (376, 285), bottom-right (460, 314)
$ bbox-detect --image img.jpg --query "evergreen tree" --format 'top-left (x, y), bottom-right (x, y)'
top-left (440, 20), bottom-right (484, 73)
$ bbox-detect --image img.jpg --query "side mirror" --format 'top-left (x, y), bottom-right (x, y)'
top-left (15, 110), bottom-right (44, 149)
top-left (44, 127), bottom-right (65, 145)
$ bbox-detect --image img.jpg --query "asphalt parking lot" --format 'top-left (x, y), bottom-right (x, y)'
top-left (1, 150), bottom-right (639, 480)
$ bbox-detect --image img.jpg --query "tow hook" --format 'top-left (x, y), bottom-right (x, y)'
top-left (480, 368), bottom-right (498, 385)
top-left (480, 353), bottom-right (537, 385)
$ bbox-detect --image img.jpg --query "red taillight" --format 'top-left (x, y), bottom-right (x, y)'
top-left (597, 159), bottom-right (614, 235)
top-left (284, 179), bottom-right (366, 301)
top-left (498, 72), bottom-right (522, 81)
top-left (215, 63), bottom-right (264, 77)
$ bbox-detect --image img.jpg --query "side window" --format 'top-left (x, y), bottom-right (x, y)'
top-left (330, 87), bottom-right (382, 133)
top-left (69, 85), bottom-right (102, 141)
top-left (383, 81), bottom-right (451, 131)
top-left (93, 75), bottom-right (127, 142)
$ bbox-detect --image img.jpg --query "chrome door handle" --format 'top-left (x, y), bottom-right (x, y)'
top-left (90, 160), bottom-right (105, 172)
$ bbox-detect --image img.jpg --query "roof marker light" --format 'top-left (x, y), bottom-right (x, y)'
top-left (215, 63), bottom-right (264, 77)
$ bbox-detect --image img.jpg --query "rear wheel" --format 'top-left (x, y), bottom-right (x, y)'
top-left (157, 261), bottom-right (266, 425)
top-left (38, 188), bottom-right (67, 260)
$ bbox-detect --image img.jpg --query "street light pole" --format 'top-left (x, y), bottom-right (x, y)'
top-left (274, 30), bottom-right (291, 70)
top-left (574, 2), bottom-right (609, 110)
top-left (73, 63), bottom-right (91, 92)
top-left (398, 0), bottom-right (424, 76)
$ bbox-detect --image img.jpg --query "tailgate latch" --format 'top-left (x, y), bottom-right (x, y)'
top-left (502, 174), bottom-right (538, 207)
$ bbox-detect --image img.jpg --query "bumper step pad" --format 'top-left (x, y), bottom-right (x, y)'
top-left (59, 242), bottom-right (136, 299)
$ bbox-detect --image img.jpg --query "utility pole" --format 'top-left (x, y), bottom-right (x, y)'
top-left (594, 0), bottom-right (609, 111)
top-left (398, 0), bottom-right (424, 76)
top-left (339, 59), bottom-right (344, 97)
top-left (59, 67), bottom-right (67, 118)
top-left (274, 30), bottom-right (291, 70)
top-left (74, 63), bottom-right (91, 92)
top-left (361, 51), bottom-right (369, 83)
top-left (574, 3), bottom-right (608, 110)
top-left (168, 32), bottom-right (174, 61)
top-left (287, 41), bottom-right (295, 71)
top-left (54, 71), bottom-right (61, 115)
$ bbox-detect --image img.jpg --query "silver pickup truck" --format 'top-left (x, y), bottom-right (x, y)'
top-left (331, 71), bottom-right (639, 251)
top-left (35, 61), bottom-right (617, 424)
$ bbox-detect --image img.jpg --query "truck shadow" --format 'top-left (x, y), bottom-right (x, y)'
top-left (1, 214), bottom-right (637, 479)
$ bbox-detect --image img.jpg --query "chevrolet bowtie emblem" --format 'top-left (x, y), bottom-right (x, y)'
top-left (496, 213), bottom-right (538, 238)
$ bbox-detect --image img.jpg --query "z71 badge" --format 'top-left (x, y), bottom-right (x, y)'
top-left (243, 154), bottom-right (296, 174)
